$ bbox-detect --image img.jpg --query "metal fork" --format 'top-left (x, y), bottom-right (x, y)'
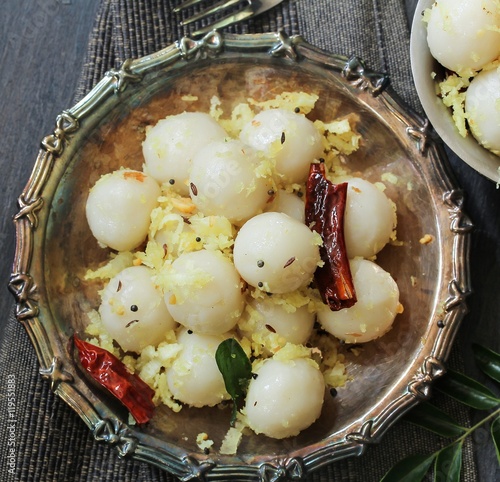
top-left (174, 0), bottom-right (284, 36)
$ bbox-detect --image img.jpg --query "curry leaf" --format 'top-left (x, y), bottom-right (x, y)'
top-left (404, 402), bottom-right (466, 438)
top-left (492, 415), bottom-right (500, 465)
top-left (383, 344), bottom-right (500, 482)
top-left (436, 369), bottom-right (500, 410)
top-left (216, 338), bottom-right (252, 424)
top-left (434, 442), bottom-right (463, 482)
top-left (380, 453), bottom-right (436, 482)
top-left (472, 343), bottom-right (500, 385)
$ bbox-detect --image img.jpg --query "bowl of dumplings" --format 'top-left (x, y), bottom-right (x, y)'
top-left (410, 0), bottom-right (500, 182)
top-left (10, 31), bottom-right (470, 480)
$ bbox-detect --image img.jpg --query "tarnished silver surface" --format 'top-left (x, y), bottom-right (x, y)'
top-left (10, 31), bottom-right (471, 481)
top-left (174, 0), bottom-right (286, 36)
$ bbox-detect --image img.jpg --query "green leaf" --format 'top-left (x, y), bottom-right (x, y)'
top-left (492, 415), bottom-right (500, 465)
top-left (472, 343), bottom-right (500, 384)
top-left (380, 453), bottom-right (436, 482)
top-left (434, 442), bottom-right (463, 482)
top-left (436, 369), bottom-right (500, 410)
top-left (215, 338), bottom-right (252, 424)
top-left (404, 402), bottom-right (467, 438)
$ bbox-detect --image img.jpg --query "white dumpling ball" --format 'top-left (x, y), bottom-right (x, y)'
top-left (166, 329), bottom-right (229, 407)
top-left (189, 139), bottom-right (272, 225)
top-left (465, 68), bottom-right (500, 154)
top-left (343, 178), bottom-right (396, 259)
top-left (164, 249), bottom-right (244, 335)
top-left (233, 212), bottom-right (320, 294)
top-left (239, 108), bottom-right (323, 184)
top-left (99, 266), bottom-right (176, 353)
top-left (153, 213), bottom-right (193, 260)
top-left (266, 189), bottom-right (305, 223)
top-left (426, 0), bottom-right (500, 73)
top-left (317, 258), bottom-right (400, 344)
top-left (245, 358), bottom-right (325, 439)
top-left (86, 169), bottom-right (160, 252)
top-left (240, 297), bottom-right (315, 346)
top-left (142, 112), bottom-right (227, 195)
top-left (154, 223), bottom-right (190, 259)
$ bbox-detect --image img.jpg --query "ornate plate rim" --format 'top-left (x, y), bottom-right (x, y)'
top-left (9, 31), bottom-right (472, 481)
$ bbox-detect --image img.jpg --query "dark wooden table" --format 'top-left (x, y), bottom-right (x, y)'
top-left (1, 1), bottom-right (498, 480)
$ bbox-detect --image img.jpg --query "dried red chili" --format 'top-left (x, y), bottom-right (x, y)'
top-left (73, 335), bottom-right (155, 424)
top-left (305, 162), bottom-right (357, 311)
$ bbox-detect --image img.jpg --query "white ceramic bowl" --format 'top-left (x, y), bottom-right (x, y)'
top-left (410, 0), bottom-right (500, 182)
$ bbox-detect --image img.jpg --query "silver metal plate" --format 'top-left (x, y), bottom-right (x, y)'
top-left (10, 31), bottom-right (471, 481)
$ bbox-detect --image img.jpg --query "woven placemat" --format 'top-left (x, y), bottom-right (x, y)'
top-left (0, 1), bottom-right (477, 480)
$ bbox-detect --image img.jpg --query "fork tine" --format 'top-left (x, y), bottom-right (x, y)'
top-left (179, 0), bottom-right (243, 27)
top-left (191, 6), bottom-right (253, 36)
top-left (173, 0), bottom-right (206, 13)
